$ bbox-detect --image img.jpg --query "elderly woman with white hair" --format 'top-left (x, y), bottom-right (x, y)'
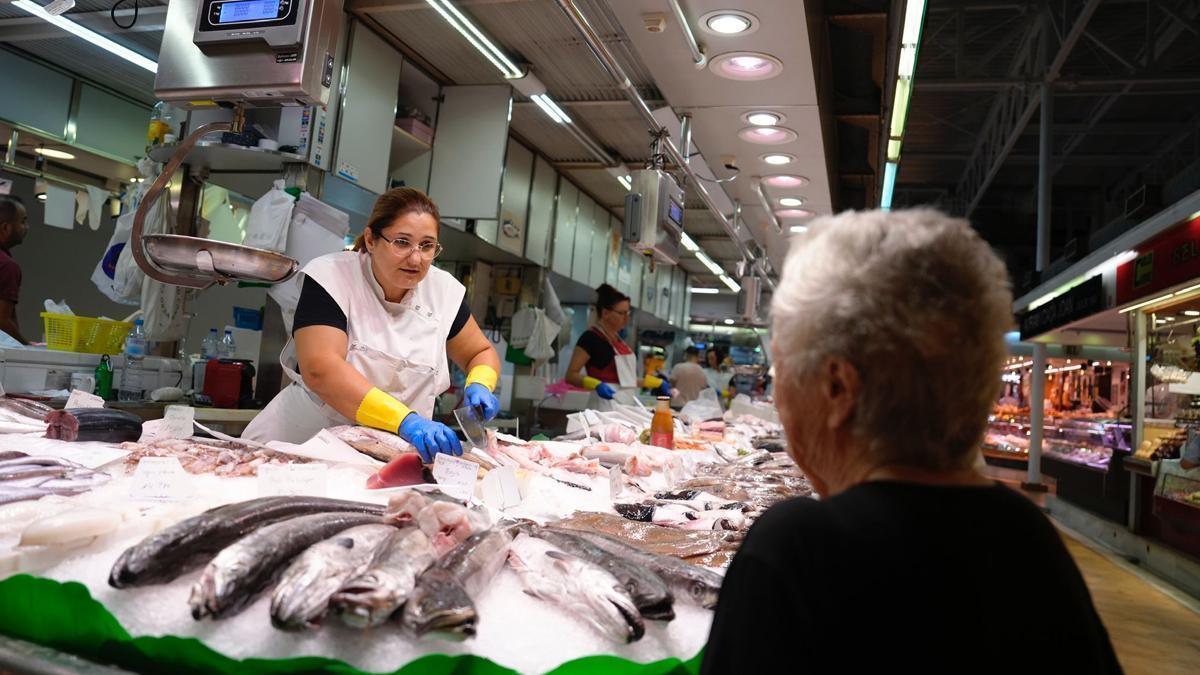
top-left (701, 209), bottom-right (1121, 674)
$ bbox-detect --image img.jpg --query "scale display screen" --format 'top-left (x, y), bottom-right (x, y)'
top-left (667, 199), bottom-right (684, 227)
top-left (217, 0), bottom-right (280, 24)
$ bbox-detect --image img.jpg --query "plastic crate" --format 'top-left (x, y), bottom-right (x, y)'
top-left (41, 313), bottom-right (133, 355)
top-left (232, 306), bottom-right (263, 331)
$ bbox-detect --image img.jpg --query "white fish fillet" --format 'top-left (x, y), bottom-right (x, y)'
top-left (20, 507), bottom-right (123, 546)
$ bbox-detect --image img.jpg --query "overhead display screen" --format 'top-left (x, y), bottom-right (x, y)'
top-left (218, 0), bottom-right (279, 23)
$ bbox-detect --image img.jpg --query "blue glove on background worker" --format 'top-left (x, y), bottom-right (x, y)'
top-left (595, 382), bottom-right (617, 400)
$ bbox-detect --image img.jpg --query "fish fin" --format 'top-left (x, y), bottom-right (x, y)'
top-left (543, 550), bottom-right (575, 563)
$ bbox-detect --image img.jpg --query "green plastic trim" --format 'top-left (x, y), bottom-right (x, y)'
top-left (0, 575), bottom-right (703, 675)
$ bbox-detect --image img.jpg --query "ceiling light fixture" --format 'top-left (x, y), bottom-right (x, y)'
top-left (617, 175), bottom-right (632, 190)
top-left (790, 225), bottom-right (809, 234)
top-left (35, 147), bottom-right (75, 160)
top-left (425, 0), bottom-right (522, 79)
top-left (745, 111), bottom-right (783, 126)
top-left (530, 93), bottom-right (571, 124)
top-left (709, 51), bottom-right (783, 81)
top-left (12, 0), bottom-right (157, 73)
top-left (762, 153), bottom-right (794, 166)
top-left (695, 250), bottom-right (726, 276)
top-left (779, 197), bottom-right (804, 207)
top-left (724, 318), bottom-right (735, 325)
top-left (882, 0), bottom-right (926, 193)
top-left (680, 232), bottom-right (701, 252)
top-left (880, 161), bottom-right (898, 210)
top-left (1186, 310), bottom-right (1200, 317)
top-left (737, 126), bottom-right (798, 145)
top-left (762, 174), bottom-right (809, 188)
top-left (775, 208), bottom-right (814, 219)
top-left (703, 11), bottom-right (754, 35)
top-left (690, 287), bottom-right (719, 294)
top-left (719, 274), bottom-right (741, 293)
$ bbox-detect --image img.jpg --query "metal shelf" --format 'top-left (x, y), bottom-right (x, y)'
top-left (390, 125), bottom-right (432, 168)
top-left (148, 141), bottom-right (307, 174)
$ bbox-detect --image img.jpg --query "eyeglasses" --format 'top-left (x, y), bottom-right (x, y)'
top-left (376, 232), bottom-right (444, 259)
top-left (605, 308), bottom-right (631, 317)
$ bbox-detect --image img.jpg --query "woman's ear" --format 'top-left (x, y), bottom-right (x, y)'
top-left (821, 356), bottom-right (860, 431)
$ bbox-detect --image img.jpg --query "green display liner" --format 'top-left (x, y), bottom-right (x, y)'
top-left (0, 575), bottom-right (703, 675)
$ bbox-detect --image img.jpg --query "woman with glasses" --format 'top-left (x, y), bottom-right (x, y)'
top-left (565, 283), bottom-right (671, 411)
top-left (244, 188), bottom-right (500, 460)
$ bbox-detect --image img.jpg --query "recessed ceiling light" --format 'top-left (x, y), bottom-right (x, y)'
top-left (706, 13), bottom-right (752, 34)
top-left (779, 197), bottom-right (804, 207)
top-left (762, 153), bottom-right (794, 165)
top-left (737, 126), bottom-right (798, 145)
top-left (35, 147), bottom-right (74, 160)
top-left (762, 174), bottom-right (810, 188)
top-left (710, 51), bottom-right (783, 81)
top-left (775, 208), bottom-right (815, 219)
top-left (724, 318), bottom-right (735, 325)
top-left (790, 225), bottom-right (809, 233)
top-left (36, 193), bottom-right (46, 201)
top-left (745, 111), bottom-right (783, 126)
top-left (1186, 310), bottom-right (1200, 317)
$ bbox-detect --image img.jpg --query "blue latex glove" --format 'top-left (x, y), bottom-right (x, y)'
top-left (398, 413), bottom-right (463, 462)
top-left (465, 383), bottom-right (499, 420)
top-left (655, 380), bottom-right (673, 397)
top-left (595, 382), bottom-right (616, 400)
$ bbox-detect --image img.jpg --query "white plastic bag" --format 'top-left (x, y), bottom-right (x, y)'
top-left (267, 193), bottom-right (348, 333)
top-left (680, 388), bottom-right (723, 423)
top-left (243, 180), bottom-right (295, 252)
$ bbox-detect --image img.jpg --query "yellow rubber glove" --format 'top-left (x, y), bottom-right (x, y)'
top-left (642, 374), bottom-right (665, 389)
top-left (465, 365), bottom-right (499, 392)
top-left (355, 387), bottom-right (413, 434)
top-left (581, 376), bottom-right (602, 391)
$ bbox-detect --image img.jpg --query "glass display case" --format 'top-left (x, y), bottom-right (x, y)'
top-left (982, 415), bottom-right (1131, 470)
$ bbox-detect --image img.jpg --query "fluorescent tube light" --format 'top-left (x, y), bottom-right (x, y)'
top-left (426, 0), bottom-right (522, 79)
top-left (13, 0), bottom-right (156, 73)
top-left (690, 287), bottom-right (719, 294)
top-left (530, 93), bottom-right (570, 124)
top-left (890, 79), bottom-right (912, 139)
top-left (617, 175), bottom-right (632, 190)
top-left (680, 233), bottom-right (700, 252)
top-left (695, 251), bottom-right (725, 276)
top-left (901, 0), bottom-right (927, 45)
top-left (790, 225), bottom-right (809, 233)
top-left (898, 45), bottom-right (917, 79)
top-left (881, 162), bottom-right (898, 210)
top-left (720, 274), bottom-right (741, 293)
top-left (1118, 293), bottom-right (1176, 314)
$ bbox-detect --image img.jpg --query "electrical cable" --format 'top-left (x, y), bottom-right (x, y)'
top-left (111, 0), bottom-right (138, 29)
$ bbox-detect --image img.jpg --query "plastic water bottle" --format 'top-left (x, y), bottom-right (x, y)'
top-left (119, 319), bottom-right (147, 402)
top-left (218, 329), bottom-right (237, 360)
top-left (200, 328), bottom-right (219, 360)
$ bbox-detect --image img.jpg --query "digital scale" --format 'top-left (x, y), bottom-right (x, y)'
top-left (623, 169), bottom-right (684, 265)
top-left (156, 0), bottom-right (343, 108)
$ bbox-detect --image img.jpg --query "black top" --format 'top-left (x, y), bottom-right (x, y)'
top-left (702, 482), bottom-right (1122, 675)
top-left (292, 275), bottom-right (471, 339)
top-left (576, 328), bottom-right (615, 369)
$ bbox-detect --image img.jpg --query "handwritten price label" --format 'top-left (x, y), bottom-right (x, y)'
top-left (258, 463), bottom-right (328, 497)
top-left (130, 457), bottom-right (192, 501)
top-left (608, 464), bottom-right (623, 500)
top-left (162, 405), bottom-right (195, 439)
top-left (432, 453), bottom-right (480, 497)
top-left (65, 389), bottom-right (105, 409)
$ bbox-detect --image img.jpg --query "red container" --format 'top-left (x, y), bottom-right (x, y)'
top-left (203, 360), bottom-right (250, 408)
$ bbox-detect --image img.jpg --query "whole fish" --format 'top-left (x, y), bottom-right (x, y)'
top-left (330, 527), bottom-right (437, 628)
top-left (270, 524), bottom-right (398, 630)
top-left (190, 511), bottom-right (388, 620)
top-left (534, 527), bottom-right (675, 621)
top-left (416, 500), bottom-right (491, 556)
top-left (111, 497), bottom-right (385, 588)
top-left (507, 533), bottom-right (644, 643)
top-left (556, 528), bottom-right (723, 609)
top-left (401, 525), bottom-right (515, 638)
top-left (45, 408), bottom-right (143, 443)
top-left (0, 451), bottom-right (28, 462)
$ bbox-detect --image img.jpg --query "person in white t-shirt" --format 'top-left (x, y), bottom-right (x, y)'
top-left (670, 346), bottom-right (709, 405)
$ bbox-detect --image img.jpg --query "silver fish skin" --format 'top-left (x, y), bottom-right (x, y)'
top-left (189, 512), bottom-right (387, 620)
top-left (270, 524), bottom-right (398, 631)
top-left (401, 525), bottom-right (515, 638)
top-left (555, 528), bottom-right (723, 609)
top-left (331, 527), bottom-right (437, 629)
top-left (110, 497), bottom-right (385, 588)
top-left (507, 534), bottom-right (645, 643)
top-left (534, 527), bottom-right (675, 621)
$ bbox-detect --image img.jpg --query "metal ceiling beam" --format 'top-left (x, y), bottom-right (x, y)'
top-left (952, 0), bottom-right (1101, 216)
top-left (0, 6), bottom-right (167, 42)
top-left (918, 76), bottom-right (1200, 91)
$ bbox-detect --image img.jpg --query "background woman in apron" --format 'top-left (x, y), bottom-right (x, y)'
top-left (243, 188), bottom-right (501, 461)
top-left (565, 283), bottom-right (671, 411)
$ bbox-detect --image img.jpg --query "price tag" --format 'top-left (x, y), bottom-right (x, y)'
top-left (664, 457), bottom-right (684, 488)
top-left (480, 466), bottom-right (521, 510)
top-left (65, 389), bottom-right (104, 409)
top-left (129, 457), bottom-right (192, 501)
top-left (258, 463), bottom-right (328, 497)
top-left (608, 464), bottom-right (623, 500)
top-left (432, 453), bottom-right (480, 495)
top-left (162, 405), bottom-right (195, 439)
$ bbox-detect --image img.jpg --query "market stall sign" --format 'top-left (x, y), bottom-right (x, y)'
top-left (1116, 214), bottom-right (1200, 305)
top-left (1019, 275), bottom-right (1105, 340)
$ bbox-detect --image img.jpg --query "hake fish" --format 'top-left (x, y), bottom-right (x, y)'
top-left (189, 512), bottom-right (388, 620)
top-left (533, 527), bottom-right (675, 621)
top-left (110, 497), bottom-right (386, 588)
top-left (270, 524), bottom-right (398, 630)
top-left (554, 528), bottom-right (723, 609)
top-left (330, 527), bottom-right (437, 628)
top-left (507, 533), bottom-right (644, 643)
top-left (401, 525), bottom-right (515, 638)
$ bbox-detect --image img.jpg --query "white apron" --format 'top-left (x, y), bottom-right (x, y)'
top-left (244, 251), bottom-right (465, 444)
top-left (585, 326), bottom-right (639, 412)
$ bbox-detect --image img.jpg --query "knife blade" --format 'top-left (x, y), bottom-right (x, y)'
top-left (453, 405), bottom-right (488, 449)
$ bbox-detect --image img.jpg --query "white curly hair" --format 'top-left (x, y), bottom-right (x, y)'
top-left (771, 208), bottom-right (1013, 471)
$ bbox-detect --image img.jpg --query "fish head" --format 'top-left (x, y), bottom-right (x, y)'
top-left (330, 570), bottom-right (405, 629)
top-left (674, 573), bottom-right (722, 610)
top-left (402, 571), bottom-right (477, 639)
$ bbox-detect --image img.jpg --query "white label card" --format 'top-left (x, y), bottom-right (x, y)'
top-left (162, 405), bottom-right (195, 439)
top-left (480, 466), bottom-right (521, 510)
top-left (258, 463), bottom-right (328, 497)
top-left (432, 453), bottom-right (480, 493)
top-left (608, 464), bottom-right (623, 500)
top-left (130, 457), bottom-right (193, 501)
top-left (664, 457), bottom-right (684, 488)
top-left (65, 389), bottom-right (105, 409)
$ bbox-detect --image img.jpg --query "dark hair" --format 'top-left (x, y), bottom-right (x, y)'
top-left (685, 346), bottom-right (699, 357)
top-left (0, 196), bottom-right (24, 226)
top-left (353, 187), bottom-right (440, 252)
top-left (596, 283), bottom-right (630, 312)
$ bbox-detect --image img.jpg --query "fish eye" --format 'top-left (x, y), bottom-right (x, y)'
top-left (691, 583), bottom-right (704, 598)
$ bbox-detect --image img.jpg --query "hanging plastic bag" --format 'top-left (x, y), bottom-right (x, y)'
top-left (267, 193), bottom-right (348, 333)
top-left (92, 159), bottom-right (159, 305)
top-left (243, 180), bottom-right (295, 252)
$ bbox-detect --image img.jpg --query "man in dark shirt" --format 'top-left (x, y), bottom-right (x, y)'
top-left (0, 196), bottom-right (28, 344)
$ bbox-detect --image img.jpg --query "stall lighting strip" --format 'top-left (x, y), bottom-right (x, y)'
top-left (880, 0), bottom-right (926, 210)
top-left (695, 250), bottom-right (725, 276)
top-left (1005, 360), bottom-right (1034, 370)
top-left (1046, 364), bottom-right (1083, 374)
top-left (12, 0), bottom-right (157, 73)
top-left (719, 274), bottom-right (741, 293)
top-left (689, 287), bottom-right (719, 294)
top-left (1026, 250), bottom-right (1138, 310)
top-left (530, 93), bottom-right (572, 124)
top-left (1119, 292), bottom-right (1182, 314)
top-left (426, 0), bottom-right (522, 79)
top-left (680, 232), bottom-right (700, 252)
